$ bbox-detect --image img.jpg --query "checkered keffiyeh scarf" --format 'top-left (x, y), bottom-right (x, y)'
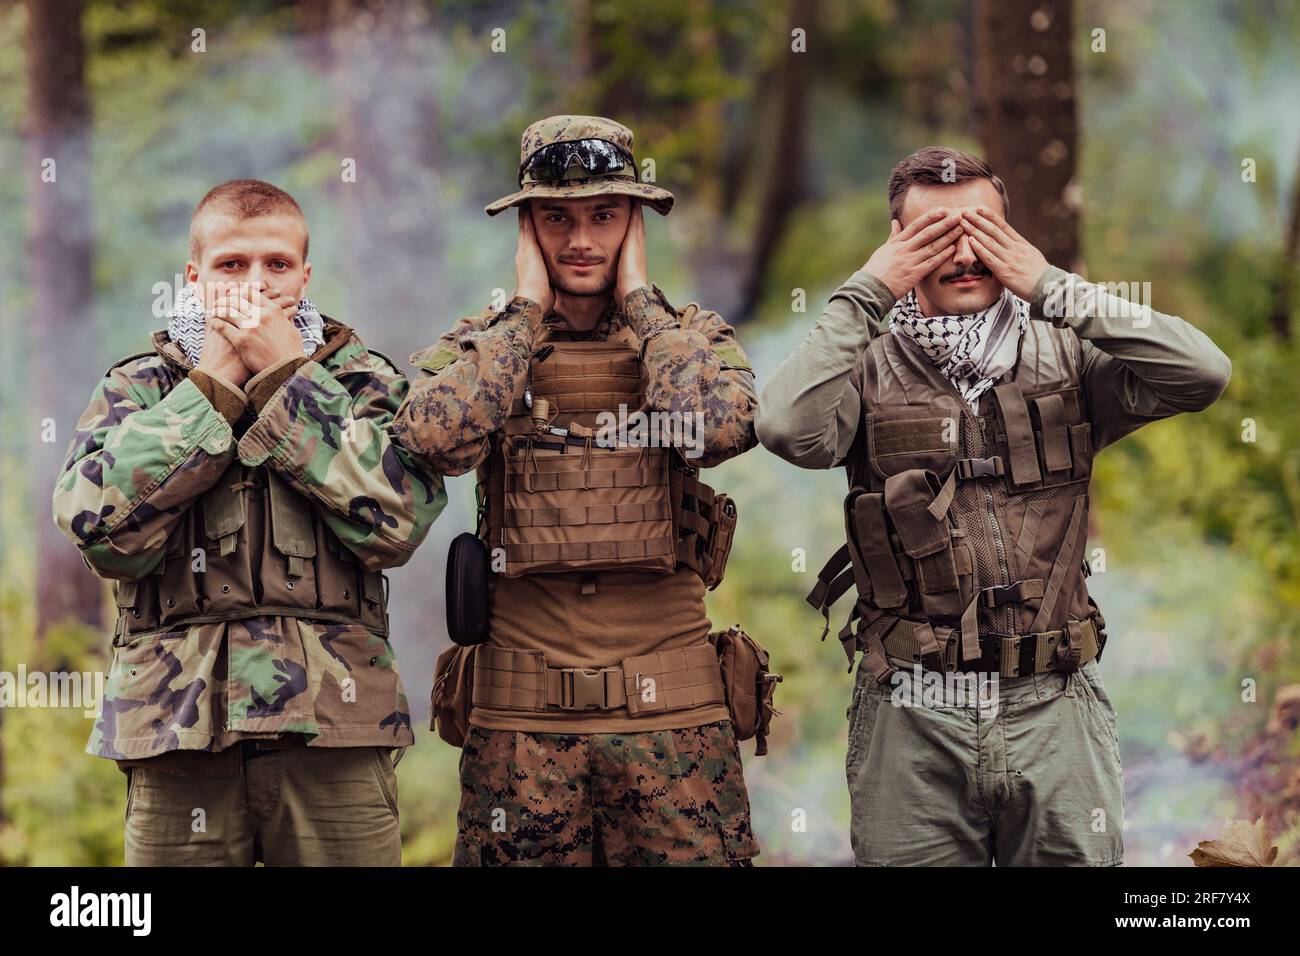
top-left (165, 284), bottom-right (325, 366)
top-left (888, 286), bottom-right (1029, 411)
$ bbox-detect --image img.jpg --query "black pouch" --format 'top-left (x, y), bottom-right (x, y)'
top-left (446, 532), bottom-right (491, 646)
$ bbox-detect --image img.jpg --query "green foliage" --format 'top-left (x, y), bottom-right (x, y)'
top-left (2, 0), bottom-right (1298, 865)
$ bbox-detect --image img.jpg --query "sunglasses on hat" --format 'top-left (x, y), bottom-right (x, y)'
top-left (518, 138), bottom-right (637, 187)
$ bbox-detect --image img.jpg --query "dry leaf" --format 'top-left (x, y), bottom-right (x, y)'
top-left (1188, 817), bottom-right (1278, 867)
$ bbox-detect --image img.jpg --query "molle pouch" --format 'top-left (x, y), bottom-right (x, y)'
top-left (200, 462), bottom-right (252, 614)
top-left (313, 522), bottom-right (362, 619)
top-left (710, 625), bottom-right (781, 756)
top-left (994, 383), bottom-right (1094, 491)
top-left (358, 569), bottom-right (388, 633)
top-left (260, 471), bottom-right (318, 609)
top-left (115, 575), bottom-right (159, 641)
top-left (991, 383), bottom-right (1044, 490)
top-left (446, 532), bottom-right (491, 646)
top-left (883, 469), bottom-right (965, 620)
top-left (1028, 391), bottom-right (1073, 483)
top-left (845, 489), bottom-right (908, 609)
top-left (702, 493), bottom-right (737, 591)
top-left (156, 509), bottom-right (203, 626)
top-left (866, 402), bottom-right (960, 486)
top-left (431, 643), bottom-right (478, 748)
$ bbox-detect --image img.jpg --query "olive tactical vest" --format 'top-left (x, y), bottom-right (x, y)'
top-left (112, 462), bottom-right (389, 641)
top-left (807, 320), bottom-right (1108, 682)
top-left (475, 309), bottom-right (736, 587)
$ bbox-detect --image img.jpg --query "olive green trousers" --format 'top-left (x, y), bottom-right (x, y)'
top-left (123, 744), bottom-right (402, 866)
top-left (846, 657), bottom-right (1125, 866)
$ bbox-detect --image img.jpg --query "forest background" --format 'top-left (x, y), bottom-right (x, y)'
top-left (1, 0), bottom-right (1297, 865)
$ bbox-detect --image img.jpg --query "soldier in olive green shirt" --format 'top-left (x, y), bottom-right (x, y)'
top-left (757, 146), bottom-right (1228, 866)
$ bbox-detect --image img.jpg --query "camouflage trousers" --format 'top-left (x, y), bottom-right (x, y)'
top-left (123, 743), bottom-right (402, 866)
top-left (454, 720), bottom-right (759, 866)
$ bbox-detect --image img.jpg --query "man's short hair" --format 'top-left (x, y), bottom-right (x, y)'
top-left (887, 147), bottom-right (1009, 224)
top-left (189, 179), bottom-right (309, 260)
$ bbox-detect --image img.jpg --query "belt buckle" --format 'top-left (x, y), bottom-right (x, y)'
top-left (560, 668), bottom-right (609, 710)
top-left (960, 456), bottom-right (1000, 480)
top-left (981, 582), bottom-right (1021, 607)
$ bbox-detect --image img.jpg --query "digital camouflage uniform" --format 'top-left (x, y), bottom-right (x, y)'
top-left (393, 114), bottom-right (761, 866)
top-left (53, 319), bottom-right (446, 865)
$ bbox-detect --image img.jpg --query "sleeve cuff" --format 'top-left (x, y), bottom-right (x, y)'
top-left (622, 285), bottom-right (680, 342)
top-left (480, 297), bottom-right (542, 361)
top-left (187, 369), bottom-right (249, 426)
top-left (246, 356), bottom-right (310, 412)
top-left (851, 270), bottom-right (900, 310)
top-left (1030, 265), bottom-right (1073, 326)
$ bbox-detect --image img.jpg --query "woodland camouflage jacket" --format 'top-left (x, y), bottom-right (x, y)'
top-left (52, 319), bottom-right (446, 761)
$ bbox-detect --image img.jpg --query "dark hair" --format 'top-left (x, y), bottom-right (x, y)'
top-left (887, 146), bottom-right (1009, 223)
top-left (189, 179), bottom-right (309, 260)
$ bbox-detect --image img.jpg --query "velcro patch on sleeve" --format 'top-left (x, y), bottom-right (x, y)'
top-left (713, 343), bottom-right (752, 372)
top-left (412, 344), bottom-right (460, 374)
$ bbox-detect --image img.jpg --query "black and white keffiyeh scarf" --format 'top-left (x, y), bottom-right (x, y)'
top-left (888, 286), bottom-right (1029, 411)
top-left (165, 284), bottom-right (326, 366)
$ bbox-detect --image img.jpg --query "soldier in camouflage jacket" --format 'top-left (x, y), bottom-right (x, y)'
top-left (52, 179), bottom-right (446, 865)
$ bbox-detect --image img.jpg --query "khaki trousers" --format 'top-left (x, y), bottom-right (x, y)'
top-left (124, 744), bottom-right (402, 866)
top-left (846, 657), bottom-right (1125, 866)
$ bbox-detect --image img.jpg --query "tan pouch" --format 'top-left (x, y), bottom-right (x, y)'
top-left (709, 625), bottom-right (781, 756)
top-left (431, 644), bottom-right (478, 748)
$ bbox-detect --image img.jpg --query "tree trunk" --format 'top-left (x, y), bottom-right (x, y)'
top-left (27, 0), bottom-right (101, 637)
top-left (974, 0), bottom-right (1080, 271)
top-left (736, 0), bottom-right (815, 324)
top-left (1269, 151), bottom-right (1300, 341)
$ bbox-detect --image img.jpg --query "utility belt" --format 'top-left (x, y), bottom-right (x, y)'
top-left (432, 627), bottom-right (781, 755)
top-left (472, 643), bottom-right (726, 715)
top-left (878, 614), bottom-right (1104, 680)
top-left (112, 461), bottom-right (389, 642)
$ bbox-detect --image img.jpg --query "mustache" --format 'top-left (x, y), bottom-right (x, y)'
top-left (941, 265), bottom-right (993, 282)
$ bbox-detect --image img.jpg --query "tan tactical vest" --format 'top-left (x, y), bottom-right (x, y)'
top-left (474, 312), bottom-right (735, 587)
top-left (466, 315), bottom-right (738, 719)
top-left (807, 321), bottom-right (1108, 683)
top-left (112, 460), bottom-right (389, 641)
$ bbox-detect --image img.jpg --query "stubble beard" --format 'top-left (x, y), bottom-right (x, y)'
top-left (552, 271), bottom-right (616, 299)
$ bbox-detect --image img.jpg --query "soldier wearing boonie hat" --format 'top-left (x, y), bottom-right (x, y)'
top-left (484, 114), bottom-right (674, 217)
top-left (394, 114), bottom-right (771, 867)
